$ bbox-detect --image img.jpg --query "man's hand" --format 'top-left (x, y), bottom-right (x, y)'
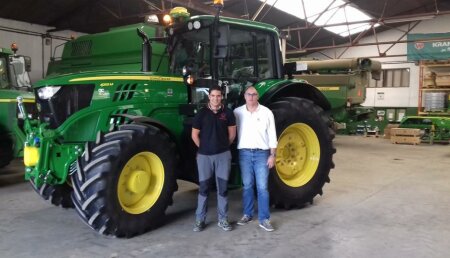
top-left (267, 155), bottom-right (275, 169)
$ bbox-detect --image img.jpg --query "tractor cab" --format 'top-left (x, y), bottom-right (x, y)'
top-left (148, 4), bottom-right (283, 108)
top-left (0, 44), bottom-right (32, 91)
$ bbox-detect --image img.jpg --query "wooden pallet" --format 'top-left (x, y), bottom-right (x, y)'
top-left (390, 128), bottom-right (421, 145)
top-left (365, 130), bottom-right (379, 138)
top-left (383, 124), bottom-right (400, 139)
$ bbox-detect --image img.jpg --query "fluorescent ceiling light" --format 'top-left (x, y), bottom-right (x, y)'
top-left (258, 0), bottom-right (375, 37)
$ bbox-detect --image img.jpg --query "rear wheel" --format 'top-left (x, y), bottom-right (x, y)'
top-left (268, 97), bottom-right (335, 208)
top-left (71, 124), bottom-right (177, 237)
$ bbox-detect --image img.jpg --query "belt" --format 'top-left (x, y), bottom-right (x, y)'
top-left (241, 148), bottom-right (269, 151)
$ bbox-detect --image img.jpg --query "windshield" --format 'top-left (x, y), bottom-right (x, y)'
top-left (170, 27), bottom-right (211, 77)
top-left (221, 28), bottom-right (275, 82)
top-left (169, 24), bottom-right (276, 106)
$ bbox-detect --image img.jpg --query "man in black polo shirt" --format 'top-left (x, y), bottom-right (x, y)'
top-left (191, 85), bottom-right (236, 232)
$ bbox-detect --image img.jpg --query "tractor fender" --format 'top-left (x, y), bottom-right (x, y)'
top-left (259, 81), bottom-right (331, 111)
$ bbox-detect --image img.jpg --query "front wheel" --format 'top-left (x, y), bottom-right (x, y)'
top-left (268, 97), bottom-right (335, 208)
top-left (71, 124), bottom-right (177, 237)
top-left (29, 180), bottom-right (74, 208)
top-left (0, 134), bottom-right (13, 168)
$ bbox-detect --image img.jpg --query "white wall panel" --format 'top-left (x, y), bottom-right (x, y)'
top-left (0, 17), bottom-right (82, 83)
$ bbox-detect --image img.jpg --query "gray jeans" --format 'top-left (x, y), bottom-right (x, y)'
top-left (195, 150), bottom-right (232, 222)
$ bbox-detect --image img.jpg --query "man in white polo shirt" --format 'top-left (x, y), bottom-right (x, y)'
top-left (233, 86), bottom-right (277, 232)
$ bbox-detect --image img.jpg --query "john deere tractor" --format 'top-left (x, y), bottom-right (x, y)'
top-left (0, 44), bottom-right (35, 169)
top-left (20, 4), bottom-right (335, 237)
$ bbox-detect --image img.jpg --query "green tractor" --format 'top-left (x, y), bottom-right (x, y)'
top-left (0, 44), bottom-right (35, 169)
top-left (288, 58), bottom-right (381, 133)
top-left (19, 5), bottom-right (335, 237)
top-left (398, 116), bottom-right (450, 143)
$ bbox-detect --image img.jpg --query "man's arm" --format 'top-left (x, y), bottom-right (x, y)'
top-left (267, 147), bottom-right (276, 169)
top-left (267, 110), bottom-right (277, 169)
top-left (191, 128), bottom-right (201, 147)
top-left (228, 126), bottom-right (236, 145)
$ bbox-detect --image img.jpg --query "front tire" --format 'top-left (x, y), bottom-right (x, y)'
top-left (268, 97), bottom-right (335, 208)
top-left (0, 134), bottom-right (13, 168)
top-left (71, 124), bottom-right (177, 237)
top-left (29, 180), bottom-right (74, 208)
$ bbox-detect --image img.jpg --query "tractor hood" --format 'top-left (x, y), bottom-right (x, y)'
top-left (0, 88), bottom-right (35, 102)
top-left (33, 70), bottom-right (182, 88)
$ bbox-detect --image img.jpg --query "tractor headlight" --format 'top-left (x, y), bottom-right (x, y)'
top-left (37, 86), bottom-right (61, 100)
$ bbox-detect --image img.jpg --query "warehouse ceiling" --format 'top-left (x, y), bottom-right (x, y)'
top-left (1, 0), bottom-right (450, 58)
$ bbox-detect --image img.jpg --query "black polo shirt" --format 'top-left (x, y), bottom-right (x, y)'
top-left (192, 106), bottom-right (236, 155)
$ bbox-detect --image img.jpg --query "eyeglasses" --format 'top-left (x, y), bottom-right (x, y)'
top-left (245, 93), bottom-right (258, 97)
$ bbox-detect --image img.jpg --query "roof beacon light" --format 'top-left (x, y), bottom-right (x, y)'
top-left (170, 7), bottom-right (190, 23)
top-left (213, 0), bottom-right (224, 7)
top-left (11, 43), bottom-right (18, 54)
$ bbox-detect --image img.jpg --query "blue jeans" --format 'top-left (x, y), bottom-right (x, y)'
top-left (239, 149), bottom-right (270, 221)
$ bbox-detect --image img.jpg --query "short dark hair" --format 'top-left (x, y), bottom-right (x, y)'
top-left (209, 85), bottom-right (222, 95)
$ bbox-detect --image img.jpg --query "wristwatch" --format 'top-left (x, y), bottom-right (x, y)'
top-left (270, 153), bottom-right (276, 157)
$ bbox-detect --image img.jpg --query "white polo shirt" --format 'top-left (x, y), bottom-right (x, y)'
top-left (234, 103), bottom-right (278, 150)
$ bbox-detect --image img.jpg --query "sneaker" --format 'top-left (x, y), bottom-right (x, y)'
top-left (217, 219), bottom-right (233, 231)
top-left (237, 215), bottom-right (253, 226)
top-left (259, 219), bottom-right (274, 232)
top-left (193, 220), bottom-right (206, 232)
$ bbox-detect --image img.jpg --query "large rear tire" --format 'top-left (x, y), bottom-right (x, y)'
top-left (268, 97), bottom-right (335, 208)
top-left (71, 124), bottom-right (177, 237)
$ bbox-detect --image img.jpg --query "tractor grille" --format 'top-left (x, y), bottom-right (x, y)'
top-left (112, 83), bottom-right (137, 102)
top-left (36, 84), bottom-right (95, 129)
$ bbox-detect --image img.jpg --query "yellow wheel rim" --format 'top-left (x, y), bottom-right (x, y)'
top-left (275, 123), bottom-right (320, 187)
top-left (117, 152), bottom-right (164, 214)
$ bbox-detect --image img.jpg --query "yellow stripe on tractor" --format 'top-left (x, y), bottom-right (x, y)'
top-left (317, 87), bottom-right (340, 91)
top-left (0, 98), bottom-right (35, 103)
top-left (69, 76), bottom-right (184, 82)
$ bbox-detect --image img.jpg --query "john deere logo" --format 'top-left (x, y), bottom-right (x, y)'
top-left (414, 42), bottom-right (425, 50)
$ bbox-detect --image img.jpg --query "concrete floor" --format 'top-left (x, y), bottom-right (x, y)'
top-left (0, 135), bottom-right (449, 258)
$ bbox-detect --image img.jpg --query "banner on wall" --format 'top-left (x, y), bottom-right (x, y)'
top-left (407, 33), bottom-right (450, 61)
